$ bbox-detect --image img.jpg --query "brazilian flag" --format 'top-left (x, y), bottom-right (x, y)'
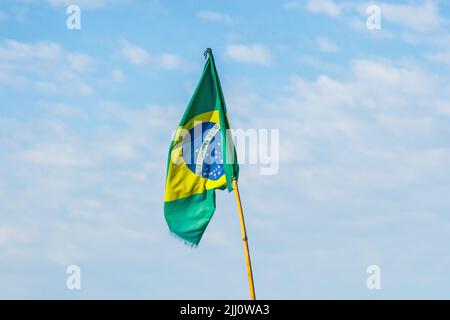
top-left (164, 49), bottom-right (239, 246)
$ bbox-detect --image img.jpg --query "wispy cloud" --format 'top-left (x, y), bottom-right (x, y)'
top-left (225, 44), bottom-right (271, 66)
top-left (156, 53), bottom-right (183, 70)
top-left (67, 53), bottom-right (96, 73)
top-left (316, 36), bottom-right (339, 53)
top-left (120, 40), bottom-right (183, 69)
top-left (0, 99), bottom-right (178, 270)
top-left (380, 0), bottom-right (442, 32)
top-left (197, 10), bottom-right (233, 24)
top-left (0, 226), bottom-right (28, 246)
top-left (301, 1), bottom-right (443, 35)
top-left (24, 144), bottom-right (95, 167)
top-left (306, 0), bottom-right (341, 17)
top-left (46, 0), bottom-right (131, 9)
top-left (111, 68), bottom-right (124, 82)
top-left (120, 40), bottom-right (150, 65)
top-left (0, 39), bottom-right (95, 95)
top-left (427, 50), bottom-right (450, 66)
top-left (230, 57), bottom-right (450, 206)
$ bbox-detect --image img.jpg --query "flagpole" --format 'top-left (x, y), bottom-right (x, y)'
top-left (232, 178), bottom-right (256, 300)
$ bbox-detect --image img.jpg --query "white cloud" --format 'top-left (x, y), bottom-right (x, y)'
top-left (427, 51), bottom-right (450, 66)
top-left (316, 37), bottom-right (339, 53)
top-left (67, 53), bottom-right (95, 73)
top-left (380, 0), bottom-right (442, 32)
top-left (0, 39), bottom-right (62, 61)
top-left (34, 81), bottom-right (58, 93)
top-left (304, 1), bottom-right (442, 34)
top-left (120, 40), bottom-right (150, 65)
top-left (296, 54), bottom-right (343, 73)
top-left (24, 144), bottom-right (94, 167)
top-left (306, 0), bottom-right (341, 17)
top-left (197, 10), bottom-right (233, 24)
top-left (0, 100), bottom-right (177, 272)
top-left (46, 242), bottom-right (87, 266)
top-left (0, 39), bottom-right (95, 95)
top-left (226, 44), bottom-right (271, 66)
top-left (229, 57), bottom-right (450, 203)
top-left (0, 71), bottom-right (28, 88)
top-left (49, 103), bottom-right (87, 117)
top-left (111, 68), bottom-right (124, 82)
top-left (286, 59), bottom-right (439, 116)
top-left (157, 53), bottom-right (182, 70)
top-left (0, 226), bottom-right (28, 246)
top-left (46, 0), bottom-right (129, 9)
top-left (120, 40), bottom-right (183, 69)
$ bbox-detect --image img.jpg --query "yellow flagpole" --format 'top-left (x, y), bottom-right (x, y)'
top-left (232, 178), bottom-right (256, 300)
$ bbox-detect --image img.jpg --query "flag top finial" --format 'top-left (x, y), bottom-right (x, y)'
top-left (204, 48), bottom-right (212, 60)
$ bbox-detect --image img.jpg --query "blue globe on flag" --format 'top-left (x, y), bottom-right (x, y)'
top-left (182, 122), bottom-right (225, 181)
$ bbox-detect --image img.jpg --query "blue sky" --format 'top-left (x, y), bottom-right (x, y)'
top-left (1, 0), bottom-right (450, 299)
